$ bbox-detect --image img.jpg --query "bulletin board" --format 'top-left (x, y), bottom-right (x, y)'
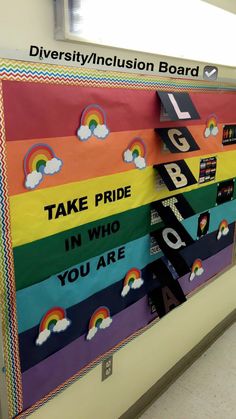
top-left (0, 58), bottom-right (236, 418)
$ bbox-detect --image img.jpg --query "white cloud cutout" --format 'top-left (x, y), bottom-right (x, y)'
top-left (211, 126), bottom-right (219, 136)
top-left (77, 125), bottom-right (92, 141)
top-left (93, 124), bottom-right (109, 139)
top-left (204, 127), bottom-right (210, 138)
top-left (86, 317), bottom-right (112, 340)
top-left (121, 277), bottom-right (144, 296)
top-left (44, 157), bottom-right (62, 175)
top-left (25, 170), bottom-right (43, 190)
top-left (134, 156), bottom-right (146, 169)
top-left (86, 326), bottom-right (98, 341)
top-left (196, 267), bottom-right (204, 276)
top-left (99, 317), bottom-right (112, 329)
top-left (222, 226), bottom-right (229, 236)
top-left (52, 318), bottom-right (71, 333)
top-left (123, 149), bottom-right (133, 162)
top-left (217, 226), bottom-right (229, 240)
top-left (204, 126), bottom-right (218, 138)
top-left (121, 284), bottom-right (130, 297)
top-left (217, 231), bottom-right (221, 240)
top-left (189, 272), bottom-right (195, 282)
top-left (189, 266), bottom-right (204, 281)
top-left (36, 329), bottom-right (51, 346)
top-left (131, 277), bottom-right (144, 289)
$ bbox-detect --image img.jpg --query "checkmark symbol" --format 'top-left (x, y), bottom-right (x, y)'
top-left (203, 66), bottom-right (218, 80)
top-left (205, 69), bottom-right (216, 77)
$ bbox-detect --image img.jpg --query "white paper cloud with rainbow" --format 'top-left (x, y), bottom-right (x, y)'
top-left (86, 306), bottom-right (112, 341)
top-left (24, 143), bottom-right (62, 190)
top-left (121, 268), bottom-right (144, 297)
top-left (123, 138), bottom-right (147, 169)
top-left (204, 114), bottom-right (219, 138)
top-left (77, 104), bottom-right (109, 141)
top-left (36, 307), bottom-right (71, 346)
top-left (189, 259), bottom-right (204, 282)
top-left (217, 219), bottom-right (229, 240)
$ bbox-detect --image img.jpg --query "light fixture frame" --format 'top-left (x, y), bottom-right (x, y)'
top-left (54, 0), bottom-right (122, 49)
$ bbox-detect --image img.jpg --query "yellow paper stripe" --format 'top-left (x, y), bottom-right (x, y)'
top-left (10, 150), bottom-right (236, 247)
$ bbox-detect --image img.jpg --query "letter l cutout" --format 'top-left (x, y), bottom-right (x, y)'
top-left (168, 94), bottom-right (191, 119)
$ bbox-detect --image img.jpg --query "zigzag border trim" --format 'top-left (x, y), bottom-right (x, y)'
top-left (0, 80), bottom-right (23, 417)
top-left (1, 58), bottom-right (236, 91)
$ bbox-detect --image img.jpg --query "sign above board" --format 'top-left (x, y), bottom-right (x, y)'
top-left (3, 46), bottom-right (236, 83)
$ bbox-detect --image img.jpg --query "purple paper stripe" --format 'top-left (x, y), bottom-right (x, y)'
top-left (179, 244), bottom-right (233, 295)
top-left (22, 296), bottom-right (157, 410)
top-left (21, 244), bottom-right (233, 411)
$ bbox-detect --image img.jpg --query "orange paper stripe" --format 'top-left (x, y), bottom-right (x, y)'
top-left (6, 125), bottom-right (227, 196)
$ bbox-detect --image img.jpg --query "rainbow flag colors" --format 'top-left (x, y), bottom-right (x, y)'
top-left (0, 58), bottom-right (236, 418)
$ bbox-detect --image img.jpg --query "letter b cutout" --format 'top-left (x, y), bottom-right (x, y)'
top-left (154, 160), bottom-right (197, 191)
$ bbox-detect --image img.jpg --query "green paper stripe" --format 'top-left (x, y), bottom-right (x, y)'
top-left (14, 205), bottom-right (161, 291)
top-left (13, 179), bottom-right (236, 291)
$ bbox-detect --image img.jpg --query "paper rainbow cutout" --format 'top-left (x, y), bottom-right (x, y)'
top-left (39, 307), bottom-right (65, 332)
top-left (189, 259), bottom-right (204, 281)
top-left (89, 306), bottom-right (110, 330)
top-left (123, 138), bottom-right (147, 170)
top-left (36, 307), bottom-right (71, 346)
top-left (77, 104), bottom-right (109, 141)
top-left (87, 306), bottom-right (112, 340)
top-left (123, 268), bottom-right (141, 286)
top-left (129, 139), bottom-right (146, 159)
top-left (204, 114), bottom-right (219, 138)
top-left (81, 105), bottom-right (105, 128)
top-left (24, 144), bottom-right (55, 175)
top-left (24, 143), bottom-right (62, 190)
top-left (217, 219), bottom-right (229, 240)
top-left (121, 268), bottom-right (144, 297)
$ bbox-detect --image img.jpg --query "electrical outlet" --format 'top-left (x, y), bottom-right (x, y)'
top-left (102, 356), bottom-right (113, 381)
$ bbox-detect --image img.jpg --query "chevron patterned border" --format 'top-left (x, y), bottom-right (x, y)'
top-left (1, 58), bottom-right (236, 91)
top-left (0, 80), bottom-right (23, 417)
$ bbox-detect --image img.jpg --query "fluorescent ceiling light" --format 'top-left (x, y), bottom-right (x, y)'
top-left (58, 0), bottom-right (236, 66)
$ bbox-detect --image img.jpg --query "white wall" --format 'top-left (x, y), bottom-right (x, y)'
top-left (0, 0), bottom-right (236, 80)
